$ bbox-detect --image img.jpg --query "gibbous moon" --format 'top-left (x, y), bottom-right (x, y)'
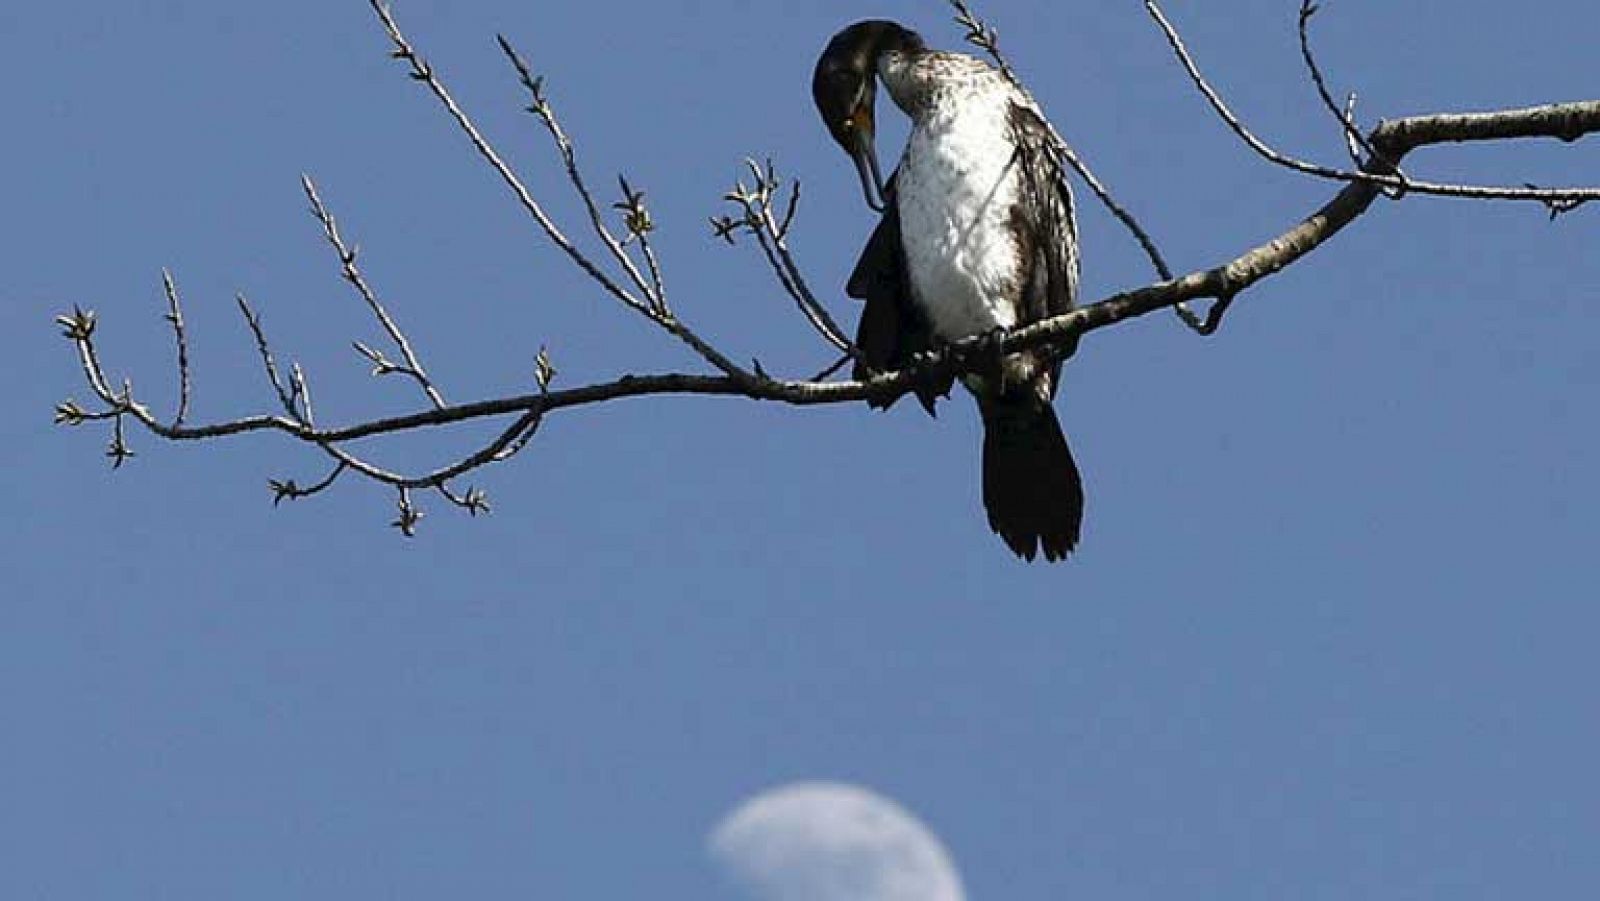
top-left (708, 781), bottom-right (966, 901)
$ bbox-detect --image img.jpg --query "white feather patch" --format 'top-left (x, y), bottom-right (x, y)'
top-left (880, 59), bottom-right (1024, 341)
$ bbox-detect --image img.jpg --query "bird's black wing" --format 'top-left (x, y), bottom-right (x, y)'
top-left (1007, 102), bottom-right (1080, 382)
top-left (845, 186), bottom-right (949, 415)
top-left (979, 102), bottom-right (1086, 560)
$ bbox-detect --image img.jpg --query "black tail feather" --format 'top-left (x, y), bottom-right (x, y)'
top-left (980, 395), bottom-right (1083, 562)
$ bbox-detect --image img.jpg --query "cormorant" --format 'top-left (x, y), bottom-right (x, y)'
top-left (813, 19), bottom-right (1084, 561)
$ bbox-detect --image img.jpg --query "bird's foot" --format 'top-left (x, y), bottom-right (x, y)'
top-left (956, 326), bottom-right (1009, 382)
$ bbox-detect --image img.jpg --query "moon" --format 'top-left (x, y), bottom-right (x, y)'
top-left (708, 781), bottom-right (966, 901)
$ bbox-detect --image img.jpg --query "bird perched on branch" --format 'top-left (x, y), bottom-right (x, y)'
top-left (813, 19), bottom-right (1085, 561)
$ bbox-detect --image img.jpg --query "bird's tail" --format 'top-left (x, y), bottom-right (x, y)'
top-left (979, 393), bottom-right (1083, 562)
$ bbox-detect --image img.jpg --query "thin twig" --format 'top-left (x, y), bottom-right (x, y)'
top-left (301, 174), bottom-right (446, 408)
top-left (720, 159), bottom-right (855, 357)
top-left (368, 2), bottom-right (751, 383)
top-left (777, 179), bottom-right (801, 240)
top-left (235, 293), bottom-right (300, 420)
top-left (949, 0), bottom-right (1018, 84)
top-left (1144, 0), bottom-right (1600, 205)
top-left (1295, 0), bottom-right (1407, 197)
top-left (811, 354), bottom-right (851, 381)
top-left (637, 230), bottom-right (669, 315)
top-left (1340, 92), bottom-right (1366, 169)
top-left (439, 483), bottom-right (491, 516)
top-left (314, 405), bottom-right (547, 492)
top-left (368, 2), bottom-right (645, 312)
top-left (393, 486), bottom-right (421, 536)
top-left (752, 164), bottom-right (857, 352)
top-left (270, 462), bottom-right (347, 505)
top-left (290, 362), bottom-right (315, 428)
top-left (496, 34), bottom-right (659, 307)
top-left (160, 269), bottom-right (192, 427)
top-left (614, 174), bottom-right (669, 312)
top-left (107, 408), bottom-right (134, 469)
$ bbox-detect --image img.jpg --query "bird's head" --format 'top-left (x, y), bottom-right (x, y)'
top-left (811, 20), bottom-right (925, 211)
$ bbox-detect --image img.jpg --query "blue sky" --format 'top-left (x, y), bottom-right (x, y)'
top-left (4, 1), bottom-right (1596, 898)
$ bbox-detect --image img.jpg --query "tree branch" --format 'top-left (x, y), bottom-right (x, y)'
top-left (1294, 0), bottom-right (1407, 194)
top-left (368, 1), bottom-right (758, 387)
top-left (61, 92), bottom-right (1600, 436)
top-left (495, 34), bottom-right (662, 312)
top-left (713, 158), bottom-right (858, 359)
top-left (160, 269), bottom-right (193, 427)
top-left (53, 3), bottom-right (1599, 535)
top-left (1144, 0), bottom-right (1599, 206)
top-left (302, 174), bottom-right (447, 408)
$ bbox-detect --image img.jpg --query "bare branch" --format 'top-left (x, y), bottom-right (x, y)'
top-left (534, 345), bottom-right (557, 391)
top-left (54, 4), bottom-right (1599, 537)
top-left (392, 487), bottom-right (422, 537)
top-left (1294, 0), bottom-right (1408, 197)
top-left (719, 159), bottom-right (855, 357)
top-left (106, 406), bottom-right (135, 469)
top-left (54, 399), bottom-right (104, 427)
top-left (270, 462), bottom-right (347, 506)
top-left (496, 34), bottom-right (660, 309)
top-left (290, 362), bottom-right (316, 428)
top-left (368, 2), bottom-right (647, 313)
top-left (59, 97), bottom-right (1597, 441)
top-left (617, 175), bottom-right (671, 312)
top-left (439, 483), bottom-right (491, 516)
top-left (1144, 0), bottom-right (1600, 206)
top-left (1339, 92), bottom-right (1367, 172)
top-left (235, 294), bottom-right (302, 420)
top-left (948, 0), bottom-right (1018, 84)
top-left (302, 174), bottom-right (446, 408)
top-left (98, 278), bottom-right (558, 502)
top-left (161, 269), bottom-right (192, 427)
top-left (367, 1), bottom-right (755, 386)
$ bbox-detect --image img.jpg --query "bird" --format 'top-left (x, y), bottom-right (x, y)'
top-left (812, 19), bottom-right (1084, 562)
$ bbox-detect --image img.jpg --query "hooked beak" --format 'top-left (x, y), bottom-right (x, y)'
top-left (847, 109), bottom-right (888, 212)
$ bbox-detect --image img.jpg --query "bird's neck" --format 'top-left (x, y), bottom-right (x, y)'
top-left (877, 50), bottom-right (993, 121)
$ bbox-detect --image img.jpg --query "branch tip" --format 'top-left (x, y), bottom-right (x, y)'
top-left (392, 489), bottom-right (423, 537)
top-left (534, 346), bottom-right (557, 390)
top-left (56, 306), bottom-right (97, 341)
top-left (54, 400), bottom-right (88, 427)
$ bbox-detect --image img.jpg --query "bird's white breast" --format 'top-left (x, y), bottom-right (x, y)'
top-left (892, 82), bottom-right (1024, 342)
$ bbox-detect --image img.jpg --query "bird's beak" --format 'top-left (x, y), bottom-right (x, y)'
top-left (848, 107), bottom-right (888, 212)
